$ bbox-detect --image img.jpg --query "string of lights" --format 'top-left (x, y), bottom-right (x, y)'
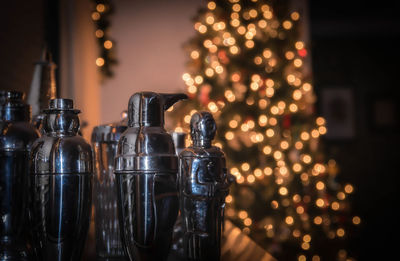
top-left (91, 0), bottom-right (117, 77)
top-left (170, 0), bottom-right (360, 260)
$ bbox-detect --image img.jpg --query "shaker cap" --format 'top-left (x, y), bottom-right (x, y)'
top-left (91, 111), bottom-right (128, 142)
top-left (0, 90), bottom-right (30, 121)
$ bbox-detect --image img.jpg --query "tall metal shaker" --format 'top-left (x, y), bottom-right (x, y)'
top-left (0, 91), bottom-right (39, 261)
top-left (29, 99), bottom-right (93, 261)
top-left (114, 92), bottom-right (187, 261)
top-left (179, 111), bottom-right (233, 261)
top-left (91, 112), bottom-right (128, 260)
top-left (27, 48), bottom-right (57, 131)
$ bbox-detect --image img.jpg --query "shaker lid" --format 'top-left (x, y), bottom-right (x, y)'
top-left (91, 111), bottom-right (128, 142)
top-left (0, 90), bottom-right (30, 121)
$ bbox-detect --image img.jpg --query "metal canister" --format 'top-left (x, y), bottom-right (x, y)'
top-left (28, 99), bottom-right (92, 261)
top-left (0, 91), bottom-right (39, 261)
top-left (114, 92), bottom-right (187, 261)
top-left (91, 113), bottom-right (128, 260)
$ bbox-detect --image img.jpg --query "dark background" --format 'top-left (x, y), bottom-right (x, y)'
top-left (1, 0), bottom-right (399, 260)
top-left (310, 0), bottom-right (400, 259)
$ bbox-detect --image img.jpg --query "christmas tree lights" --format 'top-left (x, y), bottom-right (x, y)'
top-left (170, 0), bottom-right (359, 260)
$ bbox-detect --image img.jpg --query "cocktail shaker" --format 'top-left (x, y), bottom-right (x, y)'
top-left (29, 99), bottom-right (92, 261)
top-left (0, 91), bottom-right (39, 261)
top-left (114, 92), bottom-right (187, 261)
top-left (27, 48), bottom-right (57, 131)
top-left (178, 111), bottom-right (233, 261)
top-left (91, 112), bottom-right (128, 260)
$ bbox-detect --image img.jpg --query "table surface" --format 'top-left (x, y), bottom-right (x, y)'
top-left (82, 219), bottom-right (276, 261)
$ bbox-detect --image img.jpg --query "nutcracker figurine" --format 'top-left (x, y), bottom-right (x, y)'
top-left (178, 111), bottom-right (233, 261)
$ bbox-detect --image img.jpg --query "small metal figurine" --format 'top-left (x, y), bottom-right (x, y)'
top-left (29, 99), bottom-right (93, 261)
top-left (179, 111), bottom-right (233, 261)
top-left (114, 92), bottom-right (187, 261)
top-left (0, 91), bottom-right (39, 261)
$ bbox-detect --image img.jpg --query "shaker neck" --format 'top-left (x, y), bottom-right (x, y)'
top-left (42, 99), bottom-right (81, 136)
top-left (193, 138), bottom-right (212, 148)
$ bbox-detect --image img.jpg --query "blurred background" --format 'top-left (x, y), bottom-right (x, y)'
top-left (1, 0), bottom-right (399, 260)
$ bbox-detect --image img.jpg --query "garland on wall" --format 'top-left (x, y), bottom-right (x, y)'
top-left (91, 0), bottom-right (117, 77)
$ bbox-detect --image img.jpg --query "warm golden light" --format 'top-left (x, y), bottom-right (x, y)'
top-left (96, 57), bottom-right (105, 67)
top-left (314, 216), bottom-right (322, 225)
top-left (104, 40), bottom-right (112, 49)
top-left (247, 175), bottom-right (255, 183)
top-left (225, 195), bottom-right (233, 203)
top-left (207, 1), bottom-right (216, 10)
top-left (295, 41), bottom-right (304, 50)
top-left (95, 29), bottom-right (104, 38)
top-left (353, 216), bottom-right (361, 225)
top-left (245, 40), bottom-right (255, 48)
top-left (225, 131), bottom-right (234, 140)
top-left (316, 198), bottom-right (325, 208)
top-left (285, 51), bottom-right (295, 60)
top-left (92, 12), bottom-right (100, 21)
top-left (331, 201), bottom-right (340, 210)
top-left (283, 20), bottom-right (292, 29)
top-left (316, 181), bottom-right (325, 190)
top-left (285, 216), bottom-right (294, 225)
top-left (266, 129), bottom-right (275, 137)
top-left (271, 200), bottom-right (279, 209)
top-left (264, 167), bottom-right (273, 176)
top-left (344, 184), bottom-right (354, 194)
top-left (279, 187), bottom-right (288, 196)
top-left (337, 228), bottom-right (345, 237)
top-left (291, 11), bottom-right (300, 21)
top-left (244, 217), bottom-right (252, 226)
top-left (238, 210), bottom-right (248, 219)
top-left (241, 162), bottom-right (250, 171)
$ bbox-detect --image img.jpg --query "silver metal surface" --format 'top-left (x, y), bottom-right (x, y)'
top-left (115, 92), bottom-right (187, 261)
top-left (91, 113), bottom-right (128, 260)
top-left (178, 111), bottom-right (233, 261)
top-left (29, 99), bottom-right (93, 261)
top-left (0, 91), bottom-right (39, 261)
top-left (27, 48), bottom-right (57, 131)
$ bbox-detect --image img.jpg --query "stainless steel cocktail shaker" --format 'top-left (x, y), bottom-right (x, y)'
top-left (0, 91), bottom-right (39, 261)
top-left (114, 92), bottom-right (187, 261)
top-left (29, 99), bottom-right (93, 261)
top-left (178, 111), bottom-right (233, 261)
top-left (27, 48), bottom-right (57, 131)
top-left (91, 113), bottom-right (128, 260)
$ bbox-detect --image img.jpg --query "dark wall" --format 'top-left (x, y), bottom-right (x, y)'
top-left (0, 0), bottom-right (59, 95)
top-left (310, 1), bottom-right (400, 259)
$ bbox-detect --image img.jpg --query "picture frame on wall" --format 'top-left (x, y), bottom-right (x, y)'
top-left (321, 87), bottom-right (355, 139)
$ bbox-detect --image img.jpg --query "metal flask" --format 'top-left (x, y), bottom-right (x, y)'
top-left (178, 111), bottom-right (233, 261)
top-left (27, 48), bottom-right (57, 132)
top-left (0, 91), bottom-right (39, 261)
top-left (114, 92), bottom-right (187, 261)
top-left (91, 112), bottom-right (128, 260)
top-left (29, 99), bottom-right (93, 261)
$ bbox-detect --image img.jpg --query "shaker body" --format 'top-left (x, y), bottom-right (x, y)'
top-left (1, 91), bottom-right (39, 261)
top-left (29, 173), bottom-right (92, 260)
top-left (116, 171), bottom-right (179, 261)
top-left (28, 99), bottom-right (92, 261)
top-left (93, 141), bottom-right (126, 260)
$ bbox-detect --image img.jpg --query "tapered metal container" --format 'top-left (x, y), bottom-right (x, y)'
top-left (114, 92), bottom-right (187, 261)
top-left (91, 113), bottom-right (128, 260)
top-left (0, 91), bottom-right (39, 261)
top-left (28, 99), bottom-right (92, 261)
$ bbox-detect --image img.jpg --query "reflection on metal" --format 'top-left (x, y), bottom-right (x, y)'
top-left (221, 221), bottom-right (276, 261)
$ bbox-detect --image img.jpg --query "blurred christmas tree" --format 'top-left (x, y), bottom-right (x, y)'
top-left (169, 0), bottom-right (360, 260)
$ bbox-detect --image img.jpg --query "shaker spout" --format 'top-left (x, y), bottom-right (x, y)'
top-left (161, 93), bottom-right (188, 111)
